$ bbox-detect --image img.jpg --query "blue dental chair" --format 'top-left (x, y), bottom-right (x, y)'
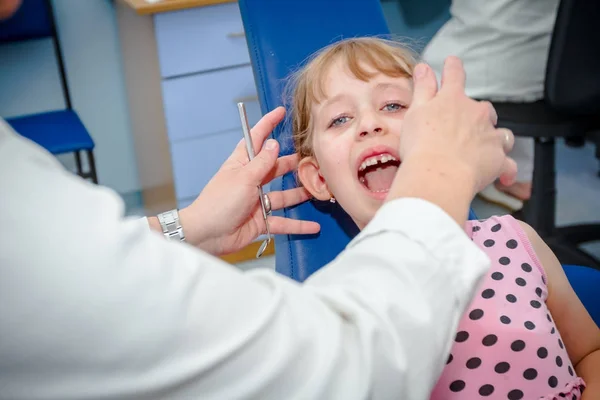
top-left (238, 0), bottom-right (600, 326)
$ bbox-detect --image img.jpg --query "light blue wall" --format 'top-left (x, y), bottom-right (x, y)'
top-left (0, 0), bottom-right (140, 194)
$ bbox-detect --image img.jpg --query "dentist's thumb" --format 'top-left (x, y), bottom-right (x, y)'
top-left (246, 139), bottom-right (279, 185)
top-left (411, 63), bottom-right (438, 107)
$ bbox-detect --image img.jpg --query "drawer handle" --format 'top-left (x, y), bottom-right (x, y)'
top-left (234, 95), bottom-right (259, 103)
top-left (227, 31), bottom-right (246, 38)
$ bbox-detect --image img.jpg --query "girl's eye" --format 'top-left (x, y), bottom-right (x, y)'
top-left (329, 115), bottom-right (350, 128)
top-left (382, 102), bottom-right (404, 112)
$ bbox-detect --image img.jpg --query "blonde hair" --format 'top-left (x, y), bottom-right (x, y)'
top-left (288, 37), bottom-right (418, 159)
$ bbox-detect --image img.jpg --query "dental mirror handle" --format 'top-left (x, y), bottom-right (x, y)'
top-left (237, 102), bottom-right (272, 258)
top-left (238, 103), bottom-right (256, 159)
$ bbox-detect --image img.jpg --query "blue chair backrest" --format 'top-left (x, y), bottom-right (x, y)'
top-left (0, 0), bottom-right (54, 43)
top-left (239, 0), bottom-right (478, 281)
top-left (239, 0), bottom-right (391, 281)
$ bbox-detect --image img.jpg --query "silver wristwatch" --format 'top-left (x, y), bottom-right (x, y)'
top-left (157, 209), bottom-right (185, 242)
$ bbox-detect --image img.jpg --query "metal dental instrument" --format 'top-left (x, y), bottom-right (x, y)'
top-left (237, 102), bottom-right (272, 258)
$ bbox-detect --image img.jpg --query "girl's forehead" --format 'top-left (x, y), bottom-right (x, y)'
top-left (317, 59), bottom-right (412, 99)
top-left (320, 71), bottom-right (412, 102)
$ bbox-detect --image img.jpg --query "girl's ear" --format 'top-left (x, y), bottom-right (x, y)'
top-left (297, 156), bottom-right (332, 201)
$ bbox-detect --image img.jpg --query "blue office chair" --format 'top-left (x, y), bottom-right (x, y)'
top-left (238, 0), bottom-right (600, 325)
top-left (0, 0), bottom-right (98, 183)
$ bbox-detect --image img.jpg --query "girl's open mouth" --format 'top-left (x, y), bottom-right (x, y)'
top-left (357, 153), bottom-right (401, 194)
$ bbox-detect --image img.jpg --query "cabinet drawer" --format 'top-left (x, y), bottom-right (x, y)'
top-left (154, 3), bottom-right (250, 78)
top-left (171, 129), bottom-right (271, 201)
top-left (171, 129), bottom-right (240, 200)
top-left (162, 65), bottom-right (262, 143)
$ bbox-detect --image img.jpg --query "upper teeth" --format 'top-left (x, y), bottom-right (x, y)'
top-left (359, 153), bottom-right (398, 171)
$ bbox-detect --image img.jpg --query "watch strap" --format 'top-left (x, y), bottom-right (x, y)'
top-left (157, 209), bottom-right (185, 242)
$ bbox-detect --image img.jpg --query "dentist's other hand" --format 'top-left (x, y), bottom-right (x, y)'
top-left (400, 57), bottom-right (517, 194)
top-left (176, 107), bottom-right (320, 256)
top-left (389, 57), bottom-right (517, 225)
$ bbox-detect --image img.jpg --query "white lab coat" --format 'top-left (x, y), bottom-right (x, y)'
top-left (0, 118), bottom-right (490, 399)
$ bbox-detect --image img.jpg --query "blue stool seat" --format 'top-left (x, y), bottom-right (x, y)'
top-left (7, 109), bottom-right (94, 155)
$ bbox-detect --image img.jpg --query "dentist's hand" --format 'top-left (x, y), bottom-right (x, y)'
top-left (400, 57), bottom-right (517, 193)
top-left (177, 107), bottom-right (320, 256)
top-left (389, 57), bottom-right (517, 225)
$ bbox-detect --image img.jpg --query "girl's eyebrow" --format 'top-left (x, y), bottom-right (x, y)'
top-left (374, 82), bottom-right (412, 93)
top-left (320, 93), bottom-right (349, 109)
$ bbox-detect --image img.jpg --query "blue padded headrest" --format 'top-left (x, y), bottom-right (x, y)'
top-left (0, 0), bottom-right (54, 43)
top-left (239, 0), bottom-right (478, 281)
top-left (239, 0), bottom-right (391, 281)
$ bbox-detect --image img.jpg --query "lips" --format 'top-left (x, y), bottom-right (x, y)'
top-left (356, 146), bottom-right (401, 198)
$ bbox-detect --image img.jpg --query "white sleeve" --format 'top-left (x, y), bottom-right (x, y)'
top-left (0, 124), bottom-right (489, 400)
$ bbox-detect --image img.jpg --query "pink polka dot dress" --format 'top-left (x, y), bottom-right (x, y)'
top-left (430, 215), bottom-right (586, 399)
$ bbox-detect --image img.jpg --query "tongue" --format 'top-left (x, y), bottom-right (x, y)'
top-left (363, 164), bottom-right (398, 192)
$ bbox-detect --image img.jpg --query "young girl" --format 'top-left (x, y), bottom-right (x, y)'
top-left (290, 37), bottom-right (600, 399)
